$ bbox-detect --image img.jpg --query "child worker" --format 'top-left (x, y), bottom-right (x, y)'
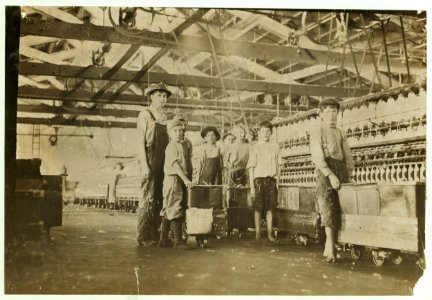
top-left (197, 126), bottom-right (223, 185)
top-left (310, 98), bottom-right (354, 263)
top-left (225, 125), bottom-right (250, 186)
top-left (158, 118), bottom-right (193, 249)
top-left (247, 121), bottom-right (279, 244)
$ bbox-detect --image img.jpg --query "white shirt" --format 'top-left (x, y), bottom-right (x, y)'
top-left (247, 141), bottom-right (279, 178)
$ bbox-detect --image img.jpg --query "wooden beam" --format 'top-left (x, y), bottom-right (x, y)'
top-left (31, 6), bottom-right (83, 24)
top-left (18, 75), bottom-right (50, 89)
top-left (16, 116), bottom-right (206, 132)
top-left (19, 45), bottom-right (71, 65)
top-left (19, 62), bottom-right (371, 97)
top-left (17, 104), bottom-right (232, 126)
top-left (112, 8), bottom-right (211, 99)
top-left (21, 19), bottom-right (424, 73)
top-left (17, 87), bottom-right (293, 113)
top-left (30, 75), bottom-right (65, 90)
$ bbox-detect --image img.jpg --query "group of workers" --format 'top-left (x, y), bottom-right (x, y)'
top-left (135, 82), bottom-right (353, 263)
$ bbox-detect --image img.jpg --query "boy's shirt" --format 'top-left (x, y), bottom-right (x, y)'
top-left (247, 141), bottom-right (279, 178)
top-left (225, 142), bottom-right (250, 169)
top-left (309, 122), bottom-right (354, 177)
top-left (137, 106), bottom-right (167, 148)
top-left (164, 140), bottom-right (192, 177)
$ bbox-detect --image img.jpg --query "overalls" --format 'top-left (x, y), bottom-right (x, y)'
top-left (137, 109), bottom-right (169, 244)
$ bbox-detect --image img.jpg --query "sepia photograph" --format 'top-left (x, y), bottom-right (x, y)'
top-left (2, 1), bottom-right (429, 296)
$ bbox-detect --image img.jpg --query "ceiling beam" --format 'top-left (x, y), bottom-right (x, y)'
top-left (16, 116), bottom-right (206, 132)
top-left (19, 62), bottom-right (371, 97)
top-left (18, 75), bottom-right (50, 89)
top-left (31, 6), bottom-right (83, 24)
top-left (19, 45), bottom-right (72, 65)
top-left (17, 104), bottom-right (233, 126)
top-left (20, 19), bottom-right (424, 73)
top-left (17, 87), bottom-right (294, 114)
top-left (111, 8), bottom-right (211, 99)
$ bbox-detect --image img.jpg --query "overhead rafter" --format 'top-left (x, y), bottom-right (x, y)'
top-left (110, 8), bottom-right (211, 99)
top-left (19, 62), bottom-right (371, 97)
top-left (20, 19), bottom-right (424, 74)
top-left (18, 87), bottom-right (300, 114)
top-left (16, 116), bottom-right (207, 132)
top-left (17, 104), bottom-right (233, 127)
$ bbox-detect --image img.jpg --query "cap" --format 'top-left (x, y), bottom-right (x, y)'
top-left (167, 119), bottom-right (185, 132)
top-left (146, 82), bottom-right (172, 97)
top-left (319, 98), bottom-right (340, 110)
top-left (200, 126), bottom-right (221, 140)
top-left (173, 113), bottom-right (188, 126)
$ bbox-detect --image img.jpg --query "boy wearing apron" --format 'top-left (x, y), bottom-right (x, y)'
top-left (310, 98), bottom-right (354, 263)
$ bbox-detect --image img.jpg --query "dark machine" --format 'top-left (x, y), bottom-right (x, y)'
top-left (14, 159), bottom-right (63, 241)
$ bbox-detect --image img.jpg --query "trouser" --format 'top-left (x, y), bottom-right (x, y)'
top-left (315, 158), bottom-right (349, 229)
top-left (137, 169), bottom-right (164, 243)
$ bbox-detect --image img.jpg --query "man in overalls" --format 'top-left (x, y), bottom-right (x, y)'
top-left (136, 83), bottom-right (171, 247)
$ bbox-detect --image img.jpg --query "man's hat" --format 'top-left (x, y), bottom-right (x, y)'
top-left (146, 82), bottom-right (172, 97)
top-left (201, 126), bottom-right (221, 141)
top-left (319, 98), bottom-right (340, 110)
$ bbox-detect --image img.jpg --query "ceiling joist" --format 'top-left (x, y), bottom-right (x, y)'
top-left (20, 19), bottom-right (424, 74)
top-left (19, 62), bottom-right (371, 97)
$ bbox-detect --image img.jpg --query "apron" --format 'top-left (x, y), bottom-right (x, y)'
top-left (315, 126), bottom-right (349, 229)
top-left (198, 148), bottom-right (222, 185)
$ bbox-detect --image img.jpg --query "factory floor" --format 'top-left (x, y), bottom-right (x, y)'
top-left (5, 204), bottom-right (425, 295)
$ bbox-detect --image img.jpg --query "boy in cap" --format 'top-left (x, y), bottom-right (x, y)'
top-left (310, 98), bottom-right (354, 263)
top-left (247, 121), bottom-right (279, 244)
top-left (136, 83), bottom-right (171, 247)
top-left (158, 119), bottom-right (193, 249)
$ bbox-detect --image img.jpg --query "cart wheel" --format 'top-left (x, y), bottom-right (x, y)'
top-left (350, 246), bottom-right (362, 261)
top-left (196, 236), bottom-right (207, 248)
top-left (294, 234), bottom-right (308, 246)
top-left (416, 256), bottom-right (426, 271)
top-left (287, 233), bottom-right (295, 243)
top-left (182, 223), bottom-right (188, 241)
top-left (372, 252), bottom-right (386, 267)
top-left (391, 252), bottom-right (404, 265)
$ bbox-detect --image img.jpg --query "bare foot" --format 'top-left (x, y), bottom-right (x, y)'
top-left (267, 236), bottom-right (279, 244)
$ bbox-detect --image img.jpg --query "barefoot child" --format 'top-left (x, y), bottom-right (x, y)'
top-left (310, 98), bottom-right (354, 262)
top-left (247, 121), bottom-right (279, 244)
top-left (225, 125), bottom-right (250, 186)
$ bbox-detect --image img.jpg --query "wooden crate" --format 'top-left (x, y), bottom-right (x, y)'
top-left (277, 186), bottom-right (299, 210)
top-left (278, 185), bottom-right (316, 211)
top-left (273, 208), bottom-right (320, 237)
top-left (378, 183), bottom-right (425, 218)
top-left (211, 209), bottom-right (228, 237)
top-left (338, 214), bottom-right (419, 252)
top-left (337, 183), bottom-right (425, 253)
top-left (338, 183), bottom-right (380, 215)
top-left (226, 207), bottom-right (255, 232)
top-left (187, 185), bottom-right (223, 209)
top-left (226, 186), bottom-right (251, 208)
top-left (275, 185), bottom-right (320, 238)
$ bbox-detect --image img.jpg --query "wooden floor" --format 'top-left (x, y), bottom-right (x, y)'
top-left (4, 204), bottom-right (425, 295)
